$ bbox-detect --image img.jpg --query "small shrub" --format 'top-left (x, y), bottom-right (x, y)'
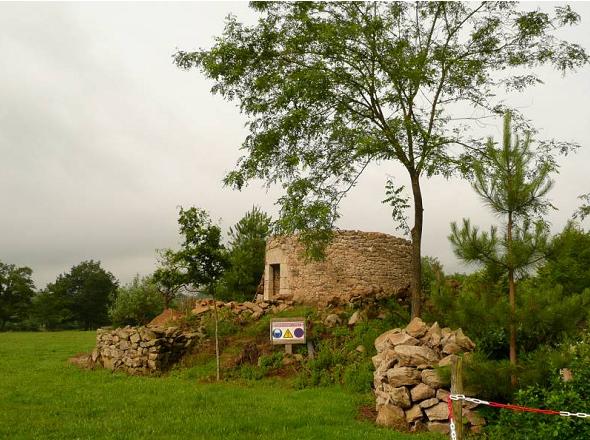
top-left (488, 338), bottom-right (590, 439)
top-left (202, 308), bottom-right (240, 339)
top-left (258, 352), bottom-right (283, 370)
top-left (109, 275), bottom-right (164, 327)
top-left (237, 364), bottom-right (266, 381)
top-left (343, 359), bottom-right (374, 393)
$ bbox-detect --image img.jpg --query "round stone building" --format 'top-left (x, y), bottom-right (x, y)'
top-left (263, 230), bottom-right (413, 305)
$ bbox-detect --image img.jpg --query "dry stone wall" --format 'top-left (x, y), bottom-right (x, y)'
top-left (264, 230), bottom-right (412, 305)
top-left (93, 326), bottom-right (203, 374)
top-left (373, 318), bottom-right (485, 434)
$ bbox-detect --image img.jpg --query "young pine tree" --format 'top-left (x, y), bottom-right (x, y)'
top-left (449, 113), bottom-right (554, 384)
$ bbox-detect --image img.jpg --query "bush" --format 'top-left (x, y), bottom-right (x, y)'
top-left (488, 338), bottom-right (590, 439)
top-left (201, 308), bottom-right (240, 339)
top-left (426, 272), bottom-right (590, 359)
top-left (343, 359), bottom-right (374, 393)
top-left (109, 275), bottom-right (164, 326)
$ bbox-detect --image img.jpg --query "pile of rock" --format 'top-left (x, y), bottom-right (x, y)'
top-left (93, 326), bottom-right (203, 374)
top-left (373, 317), bottom-right (484, 434)
top-left (191, 298), bottom-right (293, 320)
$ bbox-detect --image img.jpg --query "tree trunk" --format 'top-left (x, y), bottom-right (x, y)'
top-left (508, 269), bottom-right (517, 386)
top-left (507, 213), bottom-right (517, 386)
top-left (409, 173), bottom-right (424, 318)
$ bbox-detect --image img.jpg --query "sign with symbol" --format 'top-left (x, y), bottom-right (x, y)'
top-left (270, 318), bottom-right (306, 345)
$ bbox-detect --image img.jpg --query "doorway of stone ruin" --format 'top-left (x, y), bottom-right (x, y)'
top-left (270, 264), bottom-right (280, 297)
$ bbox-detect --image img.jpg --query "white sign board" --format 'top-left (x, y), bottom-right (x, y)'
top-left (270, 318), bottom-right (306, 345)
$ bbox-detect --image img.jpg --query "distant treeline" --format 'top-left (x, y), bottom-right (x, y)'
top-left (0, 206), bottom-right (272, 331)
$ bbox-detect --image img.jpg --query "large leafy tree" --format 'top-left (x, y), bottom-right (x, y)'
top-left (449, 113), bottom-right (554, 384)
top-left (0, 262), bottom-right (35, 330)
top-left (175, 2), bottom-right (587, 317)
top-left (43, 260), bottom-right (118, 330)
top-left (218, 206), bottom-right (272, 301)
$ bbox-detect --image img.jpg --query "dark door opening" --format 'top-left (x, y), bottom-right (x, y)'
top-left (271, 264), bottom-right (281, 297)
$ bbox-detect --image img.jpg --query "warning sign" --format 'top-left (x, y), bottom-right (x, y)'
top-left (270, 318), bottom-right (306, 345)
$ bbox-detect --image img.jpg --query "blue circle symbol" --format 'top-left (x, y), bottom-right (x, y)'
top-left (272, 328), bottom-right (283, 339)
top-left (294, 328), bottom-right (304, 338)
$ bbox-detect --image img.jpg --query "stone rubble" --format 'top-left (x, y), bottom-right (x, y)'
top-left (191, 297), bottom-right (294, 321)
top-left (373, 317), bottom-right (484, 434)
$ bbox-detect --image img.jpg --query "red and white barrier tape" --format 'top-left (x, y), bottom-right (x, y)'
top-left (447, 394), bottom-right (590, 440)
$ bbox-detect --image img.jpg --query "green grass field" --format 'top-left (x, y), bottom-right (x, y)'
top-left (0, 331), bottom-right (443, 440)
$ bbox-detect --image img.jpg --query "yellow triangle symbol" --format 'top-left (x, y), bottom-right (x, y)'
top-left (283, 329), bottom-right (293, 339)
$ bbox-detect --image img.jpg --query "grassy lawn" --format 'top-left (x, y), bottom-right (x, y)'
top-left (0, 331), bottom-right (443, 440)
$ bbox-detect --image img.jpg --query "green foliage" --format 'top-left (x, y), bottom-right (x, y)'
top-left (449, 113), bottom-right (556, 372)
top-left (457, 347), bottom-right (572, 403)
top-left (295, 338), bottom-right (348, 389)
top-left (382, 178), bottom-right (410, 236)
top-left (31, 289), bottom-right (72, 330)
top-left (573, 192), bottom-right (590, 221)
top-left (38, 260), bottom-right (118, 330)
top-left (0, 261), bottom-right (35, 331)
top-left (217, 207), bottom-right (272, 302)
top-left (426, 271), bottom-right (510, 359)
top-left (516, 283), bottom-right (590, 352)
top-left (425, 267), bottom-right (588, 403)
top-left (109, 275), bottom-right (164, 327)
top-left (201, 308), bottom-right (240, 339)
top-left (258, 351), bottom-right (284, 370)
top-left (536, 222), bottom-right (590, 296)
top-left (427, 270), bottom-right (589, 355)
top-left (295, 308), bottom-right (407, 392)
top-left (488, 338), bottom-right (590, 439)
top-left (342, 359), bottom-right (374, 394)
top-left (236, 364), bottom-right (266, 381)
top-left (175, 206), bottom-right (229, 293)
top-left (152, 249), bottom-right (186, 308)
top-left (449, 114), bottom-right (554, 276)
top-left (421, 256), bottom-right (444, 297)
top-left (236, 351), bottom-right (285, 382)
top-left (176, 3), bottom-right (586, 317)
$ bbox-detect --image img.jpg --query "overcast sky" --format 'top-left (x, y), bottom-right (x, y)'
top-left (1, 2), bottom-right (589, 289)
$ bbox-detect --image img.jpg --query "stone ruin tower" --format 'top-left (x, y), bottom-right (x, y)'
top-left (263, 230), bottom-right (412, 305)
